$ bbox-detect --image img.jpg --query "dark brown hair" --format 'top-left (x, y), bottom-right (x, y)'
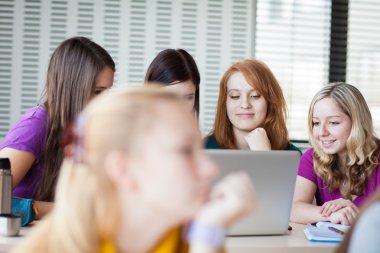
top-left (144, 49), bottom-right (200, 117)
top-left (38, 36), bottom-right (115, 201)
top-left (212, 59), bottom-right (289, 149)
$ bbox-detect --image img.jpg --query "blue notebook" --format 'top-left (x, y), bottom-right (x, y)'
top-left (304, 222), bottom-right (350, 243)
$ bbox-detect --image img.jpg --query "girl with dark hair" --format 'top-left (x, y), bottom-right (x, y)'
top-left (0, 36), bottom-right (115, 220)
top-left (144, 48), bottom-right (200, 117)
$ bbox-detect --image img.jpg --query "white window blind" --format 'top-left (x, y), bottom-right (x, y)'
top-left (2, 0), bottom-right (380, 142)
top-left (0, 0), bottom-right (13, 136)
top-left (0, 0), bottom-right (255, 139)
top-left (255, 0), bottom-right (331, 141)
top-left (347, 0), bottom-right (380, 137)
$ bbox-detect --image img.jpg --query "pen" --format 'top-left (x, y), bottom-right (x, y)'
top-left (328, 226), bottom-right (346, 235)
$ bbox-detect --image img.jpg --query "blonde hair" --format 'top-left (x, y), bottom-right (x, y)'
top-left (12, 86), bottom-right (182, 253)
top-left (212, 59), bottom-right (289, 149)
top-left (309, 83), bottom-right (379, 199)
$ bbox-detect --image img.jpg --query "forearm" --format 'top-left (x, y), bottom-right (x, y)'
top-left (290, 202), bottom-right (329, 224)
top-left (34, 201), bottom-right (54, 219)
top-left (0, 148), bottom-right (35, 188)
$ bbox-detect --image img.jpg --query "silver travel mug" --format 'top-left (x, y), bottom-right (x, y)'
top-left (0, 158), bottom-right (20, 236)
top-left (0, 158), bottom-right (12, 214)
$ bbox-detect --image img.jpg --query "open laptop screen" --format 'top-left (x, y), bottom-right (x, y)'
top-left (206, 150), bottom-right (300, 236)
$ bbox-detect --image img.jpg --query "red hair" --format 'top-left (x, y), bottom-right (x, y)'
top-left (213, 59), bottom-right (289, 149)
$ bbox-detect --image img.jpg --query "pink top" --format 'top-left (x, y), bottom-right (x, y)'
top-left (298, 148), bottom-right (380, 207)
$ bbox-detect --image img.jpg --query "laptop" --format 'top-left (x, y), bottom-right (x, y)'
top-left (205, 150), bottom-right (300, 236)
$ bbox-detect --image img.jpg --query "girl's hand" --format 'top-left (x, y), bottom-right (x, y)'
top-left (244, 128), bottom-right (271, 151)
top-left (320, 198), bottom-right (358, 217)
top-left (194, 172), bottom-right (256, 228)
top-left (328, 206), bottom-right (358, 225)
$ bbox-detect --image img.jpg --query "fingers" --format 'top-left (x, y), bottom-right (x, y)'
top-left (212, 172), bottom-right (255, 211)
top-left (340, 215), bottom-right (349, 226)
top-left (233, 172), bottom-right (256, 211)
top-left (320, 202), bottom-right (331, 216)
top-left (346, 206), bottom-right (358, 224)
top-left (329, 206), bottom-right (358, 225)
top-left (351, 204), bottom-right (359, 213)
top-left (339, 207), bottom-right (357, 225)
top-left (321, 201), bottom-right (339, 216)
top-left (320, 198), bottom-right (356, 217)
top-left (199, 172), bottom-right (256, 227)
top-left (321, 202), bottom-right (340, 217)
top-left (244, 128), bottom-right (271, 151)
top-left (344, 211), bottom-right (354, 225)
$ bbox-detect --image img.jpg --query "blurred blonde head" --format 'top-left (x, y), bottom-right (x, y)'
top-left (308, 82), bottom-right (378, 198)
top-left (13, 85), bottom-right (215, 253)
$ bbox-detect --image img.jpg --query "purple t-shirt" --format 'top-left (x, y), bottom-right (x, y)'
top-left (0, 106), bottom-right (48, 199)
top-left (298, 148), bottom-right (380, 207)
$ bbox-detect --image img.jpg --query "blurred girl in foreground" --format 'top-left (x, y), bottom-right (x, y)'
top-left (12, 86), bottom-right (255, 253)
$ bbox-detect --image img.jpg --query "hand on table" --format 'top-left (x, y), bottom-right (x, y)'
top-left (320, 198), bottom-right (358, 217)
top-left (328, 206), bottom-right (358, 225)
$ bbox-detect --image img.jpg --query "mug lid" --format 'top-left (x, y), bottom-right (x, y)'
top-left (0, 158), bottom-right (10, 170)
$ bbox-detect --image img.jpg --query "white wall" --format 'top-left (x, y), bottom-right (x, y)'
top-left (0, 0), bottom-right (255, 139)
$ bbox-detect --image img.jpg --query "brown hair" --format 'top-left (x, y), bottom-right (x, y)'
top-left (38, 36), bottom-right (115, 201)
top-left (144, 49), bottom-right (200, 117)
top-left (309, 83), bottom-right (378, 199)
top-left (212, 59), bottom-right (289, 149)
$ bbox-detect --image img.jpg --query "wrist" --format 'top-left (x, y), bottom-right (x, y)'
top-left (186, 221), bottom-right (226, 248)
top-left (194, 206), bottom-right (228, 228)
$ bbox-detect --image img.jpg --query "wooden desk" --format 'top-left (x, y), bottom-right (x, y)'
top-left (226, 223), bottom-right (338, 253)
top-left (0, 223), bottom-right (337, 253)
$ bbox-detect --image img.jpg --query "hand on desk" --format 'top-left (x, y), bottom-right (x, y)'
top-left (194, 172), bottom-right (256, 228)
top-left (328, 206), bottom-right (358, 226)
top-left (320, 198), bottom-right (358, 226)
top-left (320, 198), bottom-right (358, 217)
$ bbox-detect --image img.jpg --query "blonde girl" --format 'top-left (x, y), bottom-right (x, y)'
top-left (291, 83), bottom-right (380, 225)
top-left (12, 86), bottom-right (254, 253)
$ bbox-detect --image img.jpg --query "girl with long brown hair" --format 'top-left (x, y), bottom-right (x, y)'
top-left (0, 36), bottom-right (115, 220)
top-left (205, 59), bottom-right (300, 153)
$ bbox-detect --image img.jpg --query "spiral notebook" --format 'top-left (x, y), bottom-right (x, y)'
top-left (304, 222), bottom-right (350, 243)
